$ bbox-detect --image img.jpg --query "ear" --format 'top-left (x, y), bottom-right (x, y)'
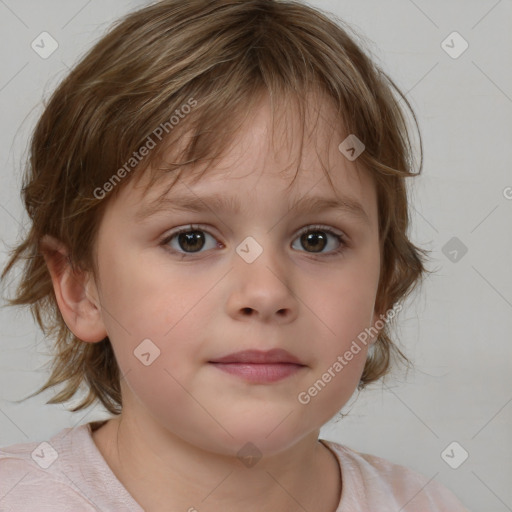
top-left (40, 235), bottom-right (107, 343)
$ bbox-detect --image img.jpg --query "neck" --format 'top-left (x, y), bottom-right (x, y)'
top-left (92, 414), bottom-right (341, 512)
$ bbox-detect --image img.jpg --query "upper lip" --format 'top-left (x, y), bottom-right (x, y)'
top-left (209, 349), bottom-right (305, 365)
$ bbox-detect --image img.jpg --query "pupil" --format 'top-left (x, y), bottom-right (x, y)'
top-left (303, 232), bottom-right (326, 253)
top-left (179, 231), bottom-right (204, 252)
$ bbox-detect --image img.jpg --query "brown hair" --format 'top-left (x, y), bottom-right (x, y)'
top-left (1, 0), bottom-right (429, 416)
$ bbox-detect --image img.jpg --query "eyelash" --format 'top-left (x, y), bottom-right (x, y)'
top-left (159, 224), bottom-right (348, 259)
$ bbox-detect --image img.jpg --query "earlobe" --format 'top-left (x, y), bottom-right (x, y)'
top-left (40, 235), bottom-right (107, 343)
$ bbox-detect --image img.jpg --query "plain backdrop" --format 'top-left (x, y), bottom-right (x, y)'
top-left (0, 1), bottom-right (511, 510)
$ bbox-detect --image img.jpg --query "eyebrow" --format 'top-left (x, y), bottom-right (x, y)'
top-left (135, 192), bottom-right (371, 225)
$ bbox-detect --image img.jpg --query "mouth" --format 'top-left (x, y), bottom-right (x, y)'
top-left (208, 349), bottom-right (307, 383)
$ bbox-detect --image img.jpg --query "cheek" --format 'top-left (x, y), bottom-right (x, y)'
top-left (294, 266), bottom-right (375, 420)
top-left (309, 254), bottom-right (379, 343)
top-left (298, 250), bottom-right (379, 411)
top-left (97, 247), bottom-right (207, 336)
top-left (95, 252), bottom-right (213, 398)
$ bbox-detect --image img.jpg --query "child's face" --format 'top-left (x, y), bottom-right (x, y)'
top-left (89, 94), bottom-right (381, 456)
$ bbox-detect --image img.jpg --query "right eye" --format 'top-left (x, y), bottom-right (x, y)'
top-left (160, 225), bottom-right (221, 255)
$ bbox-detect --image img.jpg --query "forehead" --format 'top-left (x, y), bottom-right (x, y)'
top-left (109, 91), bottom-right (377, 223)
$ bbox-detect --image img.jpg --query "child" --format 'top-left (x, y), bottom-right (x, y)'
top-left (0, 0), bottom-right (469, 510)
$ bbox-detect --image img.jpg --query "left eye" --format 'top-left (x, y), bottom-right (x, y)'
top-left (292, 225), bottom-right (346, 255)
top-left (161, 224), bottom-right (347, 256)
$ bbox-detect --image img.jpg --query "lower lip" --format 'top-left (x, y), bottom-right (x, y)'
top-left (209, 362), bottom-right (305, 383)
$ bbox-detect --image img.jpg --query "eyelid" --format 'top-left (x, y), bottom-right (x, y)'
top-left (159, 224), bottom-right (221, 250)
top-left (295, 223), bottom-right (347, 240)
top-left (162, 223), bottom-right (348, 239)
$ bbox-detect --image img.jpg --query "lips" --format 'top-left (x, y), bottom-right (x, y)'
top-left (209, 348), bottom-right (305, 366)
top-left (209, 349), bottom-right (306, 383)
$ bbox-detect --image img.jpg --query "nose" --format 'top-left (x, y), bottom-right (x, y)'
top-left (225, 238), bottom-right (299, 324)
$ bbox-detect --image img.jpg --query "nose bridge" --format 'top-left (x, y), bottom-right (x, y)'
top-left (235, 231), bottom-right (287, 289)
top-left (228, 230), bottom-right (297, 320)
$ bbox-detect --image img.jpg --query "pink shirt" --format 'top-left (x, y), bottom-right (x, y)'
top-left (0, 421), bottom-right (469, 511)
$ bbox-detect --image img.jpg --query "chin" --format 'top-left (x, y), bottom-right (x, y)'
top-left (210, 419), bottom-right (314, 460)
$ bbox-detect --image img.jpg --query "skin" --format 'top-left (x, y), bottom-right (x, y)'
top-left (42, 92), bottom-right (383, 512)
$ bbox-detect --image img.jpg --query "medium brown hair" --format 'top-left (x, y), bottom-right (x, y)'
top-left (1, 0), bottom-right (428, 415)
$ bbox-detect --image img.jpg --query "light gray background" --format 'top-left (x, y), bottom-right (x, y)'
top-left (0, 1), bottom-right (511, 510)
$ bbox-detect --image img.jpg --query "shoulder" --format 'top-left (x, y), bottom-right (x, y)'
top-left (321, 439), bottom-right (470, 512)
top-left (0, 432), bottom-right (98, 511)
